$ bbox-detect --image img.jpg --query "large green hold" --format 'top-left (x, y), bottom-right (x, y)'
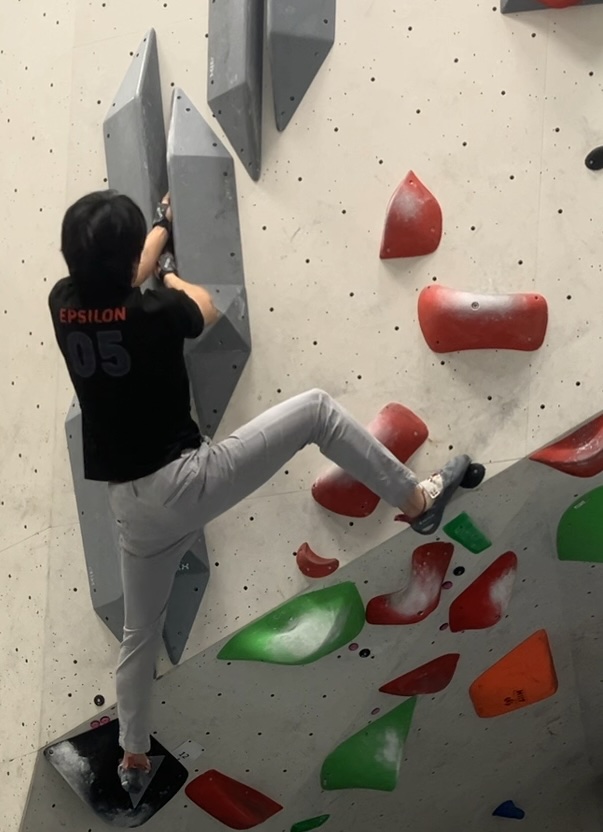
top-left (321, 697), bottom-right (417, 792)
top-left (291, 815), bottom-right (330, 832)
top-left (217, 582), bottom-right (366, 665)
top-left (443, 512), bottom-right (491, 554)
top-left (557, 486), bottom-right (603, 563)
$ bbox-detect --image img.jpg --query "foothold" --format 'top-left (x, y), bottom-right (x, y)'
top-left (530, 414), bottom-right (603, 478)
top-left (470, 630), bottom-right (558, 718)
top-left (453, 566), bottom-right (466, 576)
top-left (501, 0), bottom-right (587, 12)
top-left (94, 695), bottom-right (105, 707)
top-left (359, 649), bottom-right (371, 658)
top-left (296, 543), bottom-right (340, 579)
top-left (366, 543), bottom-right (454, 625)
top-left (379, 653), bottom-right (460, 696)
top-left (349, 643), bottom-right (359, 652)
top-left (586, 146), bottom-right (603, 171)
top-left (449, 552), bottom-right (518, 632)
top-left (443, 512), bottom-right (492, 554)
top-left (321, 698), bottom-right (417, 791)
top-left (291, 815), bottom-right (331, 832)
top-left (442, 581), bottom-right (453, 590)
top-left (493, 801), bottom-right (526, 820)
top-left (218, 582), bottom-right (366, 665)
top-left (380, 171), bottom-right (442, 259)
top-left (371, 708), bottom-right (381, 716)
top-left (185, 770), bottom-right (283, 829)
top-left (557, 486), bottom-right (603, 563)
top-left (418, 285), bottom-right (548, 353)
top-left (460, 463), bottom-right (486, 489)
top-left (312, 403), bottom-right (428, 518)
top-left (267, 0), bottom-right (336, 132)
top-left (439, 623), bottom-right (449, 631)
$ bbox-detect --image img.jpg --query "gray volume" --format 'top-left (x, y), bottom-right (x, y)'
top-left (502, 0), bottom-right (601, 13)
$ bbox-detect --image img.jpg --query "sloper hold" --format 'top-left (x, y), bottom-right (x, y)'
top-left (380, 171), bottom-right (443, 259)
top-left (291, 815), bottom-right (331, 832)
top-left (418, 285), bottom-right (548, 352)
top-left (321, 698), bottom-right (417, 791)
top-left (557, 486), bottom-right (603, 563)
top-left (586, 146), bottom-right (603, 170)
top-left (366, 542), bottom-right (454, 625)
top-left (104, 29), bottom-right (168, 228)
top-left (493, 800), bottom-right (526, 820)
top-left (207, 0), bottom-right (264, 180)
top-left (530, 414), bottom-right (603, 478)
top-left (267, 0), bottom-right (336, 131)
top-left (443, 512), bottom-right (492, 554)
top-left (296, 543), bottom-right (340, 579)
top-left (185, 770), bottom-right (283, 830)
top-left (218, 582), bottom-right (365, 665)
top-left (312, 403), bottom-right (428, 517)
top-left (502, 0), bottom-right (589, 11)
top-left (449, 552), bottom-right (518, 632)
top-left (379, 653), bottom-right (460, 696)
top-left (470, 630), bottom-right (558, 718)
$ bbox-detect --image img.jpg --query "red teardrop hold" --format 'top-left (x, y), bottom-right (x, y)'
top-left (312, 403), bottom-right (428, 518)
top-left (538, 0), bottom-right (581, 7)
top-left (296, 543), bottom-right (340, 579)
top-left (529, 414), bottom-right (603, 478)
top-left (366, 542), bottom-right (454, 625)
top-left (449, 552), bottom-right (518, 633)
top-left (418, 284), bottom-right (548, 353)
top-left (185, 770), bottom-right (283, 830)
top-left (380, 653), bottom-right (460, 696)
top-left (380, 171), bottom-right (443, 259)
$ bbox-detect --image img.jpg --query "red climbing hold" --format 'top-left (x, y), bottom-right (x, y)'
top-left (296, 543), bottom-right (340, 579)
top-left (538, 0), bottom-right (581, 7)
top-left (380, 171), bottom-right (443, 259)
top-left (418, 285), bottom-right (548, 353)
top-left (366, 542), bottom-right (454, 625)
top-left (380, 653), bottom-right (460, 696)
top-left (312, 403), bottom-right (428, 518)
top-left (449, 552), bottom-right (517, 633)
top-left (185, 770), bottom-right (283, 830)
top-left (530, 414), bottom-right (603, 478)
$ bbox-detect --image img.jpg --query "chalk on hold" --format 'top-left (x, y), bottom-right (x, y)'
top-left (218, 581), bottom-right (365, 665)
top-left (312, 403), bottom-right (428, 518)
top-left (366, 542), bottom-right (454, 625)
top-left (418, 285), bottom-right (548, 353)
top-left (443, 512), bottom-right (492, 554)
top-left (380, 171), bottom-right (442, 259)
top-left (449, 552), bottom-right (517, 632)
top-left (291, 815), bottom-right (331, 832)
top-left (530, 414), bottom-right (603, 478)
top-left (185, 770), bottom-right (283, 829)
top-left (296, 543), bottom-right (340, 579)
top-left (380, 653), bottom-right (460, 696)
top-left (493, 800), bottom-right (526, 820)
top-left (321, 698), bottom-right (417, 791)
top-left (556, 485), bottom-right (603, 563)
top-left (470, 630), bottom-right (558, 718)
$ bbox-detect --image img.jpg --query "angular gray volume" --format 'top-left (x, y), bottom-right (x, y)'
top-left (267, 0), bottom-right (336, 132)
top-left (168, 89), bottom-right (252, 438)
top-left (103, 28), bottom-right (168, 227)
top-left (502, 0), bottom-right (600, 12)
top-left (207, 0), bottom-right (264, 181)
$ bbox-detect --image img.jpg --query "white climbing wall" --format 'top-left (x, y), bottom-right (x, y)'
top-left (1, 0), bottom-right (602, 830)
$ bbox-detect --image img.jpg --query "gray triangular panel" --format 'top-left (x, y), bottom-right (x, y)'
top-left (502, 0), bottom-right (600, 11)
top-left (187, 350), bottom-right (251, 437)
top-left (162, 538), bottom-right (211, 665)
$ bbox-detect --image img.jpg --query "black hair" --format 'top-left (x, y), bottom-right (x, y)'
top-left (61, 190), bottom-right (147, 297)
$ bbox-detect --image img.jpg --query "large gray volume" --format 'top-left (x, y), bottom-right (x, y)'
top-left (167, 89), bottom-right (252, 438)
top-left (502, 0), bottom-right (601, 12)
top-left (207, 0), bottom-right (264, 181)
top-left (267, 0), bottom-right (336, 132)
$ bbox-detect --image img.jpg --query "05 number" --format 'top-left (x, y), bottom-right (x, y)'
top-left (67, 331), bottom-right (131, 378)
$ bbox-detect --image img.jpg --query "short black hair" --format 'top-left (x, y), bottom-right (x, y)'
top-left (61, 190), bottom-right (147, 296)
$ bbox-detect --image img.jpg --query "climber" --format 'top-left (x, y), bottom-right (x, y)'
top-left (48, 189), bottom-right (479, 794)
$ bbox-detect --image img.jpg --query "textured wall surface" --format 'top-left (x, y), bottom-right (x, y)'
top-left (1, 0), bottom-right (603, 829)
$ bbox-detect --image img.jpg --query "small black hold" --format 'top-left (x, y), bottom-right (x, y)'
top-left (585, 146), bottom-right (603, 171)
top-left (94, 695), bottom-right (105, 707)
top-left (460, 463), bottom-right (485, 489)
top-left (359, 649), bottom-right (371, 658)
top-left (453, 566), bottom-right (465, 577)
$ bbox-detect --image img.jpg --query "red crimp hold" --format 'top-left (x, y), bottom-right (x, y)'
top-left (530, 414), bottom-right (603, 478)
top-left (380, 653), bottom-right (460, 696)
top-left (380, 171), bottom-right (443, 259)
top-left (449, 552), bottom-right (518, 633)
top-left (538, 0), bottom-right (581, 7)
top-left (296, 543), bottom-right (340, 579)
top-left (312, 403), bottom-right (428, 518)
top-left (185, 770), bottom-right (283, 830)
top-left (418, 284), bottom-right (548, 353)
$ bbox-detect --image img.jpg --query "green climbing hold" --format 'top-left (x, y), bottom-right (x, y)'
top-left (218, 582), bottom-right (366, 666)
top-left (557, 486), bottom-right (603, 563)
top-left (443, 512), bottom-right (491, 554)
top-left (321, 698), bottom-right (417, 792)
top-left (291, 815), bottom-right (331, 832)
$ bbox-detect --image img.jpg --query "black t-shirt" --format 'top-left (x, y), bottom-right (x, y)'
top-left (49, 277), bottom-right (205, 483)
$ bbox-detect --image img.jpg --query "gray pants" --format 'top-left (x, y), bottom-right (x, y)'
top-left (107, 389), bottom-right (419, 753)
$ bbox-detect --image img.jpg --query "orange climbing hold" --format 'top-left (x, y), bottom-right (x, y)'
top-left (380, 653), bottom-right (460, 696)
top-left (418, 285), bottom-right (548, 353)
top-left (380, 171), bottom-right (443, 259)
top-left (312, 403), bottom-right (428, 518)
top-left (470, 630), bottom-right (558, 718)
top-left (449, 552), bottom-right (518, 632)
top-left (529, 414), bottom-right (603, 478)
top-left (185, 770), bottom-right (283, 830)
top-left (296, 543), bottom-right (340, 579)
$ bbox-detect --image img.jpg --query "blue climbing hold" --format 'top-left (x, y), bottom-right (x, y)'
top-left (493, 801), bottom-right (525, 820)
